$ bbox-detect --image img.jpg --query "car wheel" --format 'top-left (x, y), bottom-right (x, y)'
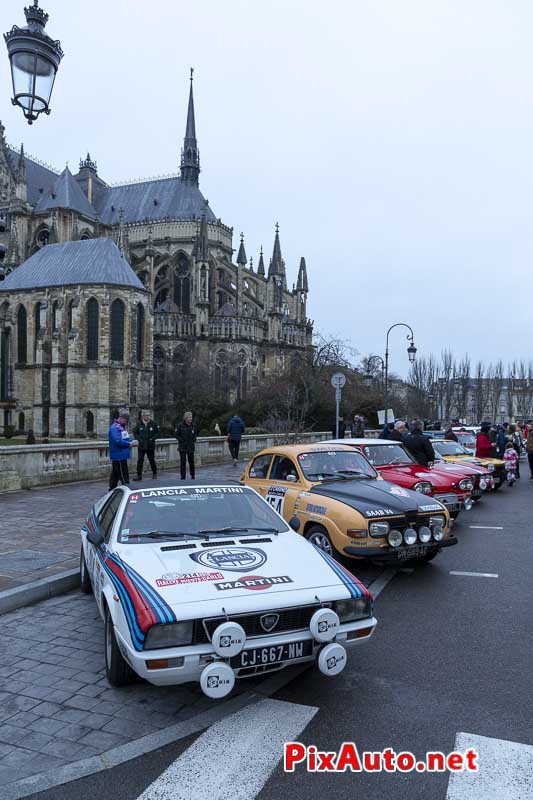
top-left (492, 482), bottom-right (501, 491)
top-left (104, 605), bottom-right (136, 686)
top-left (305, 525), bottom-right (342, 560)
top-left (80, 547), bottom-right (92, 594)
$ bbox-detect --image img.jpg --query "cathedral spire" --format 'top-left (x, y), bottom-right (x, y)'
top-left (180, 68), bottom-right (200, 185)
top-left (268, 222), bottom-right (285, 278)
top-left (257, 246), bottom-right (265, 276)
top-left (17, 143), bottom-right (26, 181)
top-left (236, 232), bottom-right (247, 265)
top-left (297, 256), bottom-right (309, 292)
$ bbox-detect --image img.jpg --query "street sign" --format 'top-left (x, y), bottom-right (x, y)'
top-left (331, 372), bottom-right (346, 389)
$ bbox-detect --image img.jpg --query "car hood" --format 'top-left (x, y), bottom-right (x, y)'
top-left (111, 532), bottom-right (369, 617)
top-left (309, 478), bottom-right (444, 517)
top-left (377, 464), bottom-right (457, 490)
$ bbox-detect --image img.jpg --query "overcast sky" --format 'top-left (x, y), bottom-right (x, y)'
top-left (2, 0), bottom-right (533, 375)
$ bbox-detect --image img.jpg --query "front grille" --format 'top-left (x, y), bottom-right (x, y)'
top-left (193, 603), bottom-right (326, 644)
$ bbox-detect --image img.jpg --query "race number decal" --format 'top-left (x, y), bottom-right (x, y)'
top-left (266, 485), bottom-right (288, 515)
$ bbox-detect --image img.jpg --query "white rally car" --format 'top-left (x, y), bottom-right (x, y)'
top-left (80, 483), bottom-right (377, 698)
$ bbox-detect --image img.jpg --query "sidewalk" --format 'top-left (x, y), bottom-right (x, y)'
top-left (0, 461), bottom-right (244, 597)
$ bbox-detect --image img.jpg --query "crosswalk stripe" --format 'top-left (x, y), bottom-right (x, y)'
top-left (446, 732), bottom-right (533, 799)
top-left (469, 526), bottom-right (504, 530)
top-left (449, 571), bottom-right (499, 578)
top-left (136, 697), bottom-right (318, 800)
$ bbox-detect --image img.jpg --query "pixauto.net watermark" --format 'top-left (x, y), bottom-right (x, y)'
top-left (284, 743), bottom-right (479, 774)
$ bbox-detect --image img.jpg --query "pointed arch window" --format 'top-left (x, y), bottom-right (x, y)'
top-left (86, 410), bottom-right (95, 433)
top-left (86, 298), bottom-right (99, 361)
top-left (17, 305), bottom-right (27, 364)
top-left (52, 300), bottom-right (59, 332)
top-left (34, 302), bottom-right (42, 356)
top-left (174, 255), bottom-right (191, 313)
top-left (110, 299), bottom-right (125, 361)
top-left (136, 303), bottom-right (144, 363)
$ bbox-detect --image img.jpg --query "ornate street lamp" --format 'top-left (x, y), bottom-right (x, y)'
top-left (364, 354), bottom-right (385, 388)
top-left (4, 1), bottom-right (63, 125)
top-left (383, 323), bottom-right (417, 425)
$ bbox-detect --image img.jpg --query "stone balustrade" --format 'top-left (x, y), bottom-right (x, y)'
top-left (0, 430), bottom-right (383, 493)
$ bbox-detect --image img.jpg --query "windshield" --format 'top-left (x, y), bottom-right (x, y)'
top-left (457, 434), bottom-right (476, 446)
top-left (362, 443), bottom-right (415, 466)
top-left (434, 442), bottom-right (469, 456)
top-left (297, 449), bottom-right (377, 480)
top-left (118, 486), bottom-right (286, 543)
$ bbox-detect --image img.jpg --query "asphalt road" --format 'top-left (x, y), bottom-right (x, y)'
top-left (23, 478), bottom-right (533, 800)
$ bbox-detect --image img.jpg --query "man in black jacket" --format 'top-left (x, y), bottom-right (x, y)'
top-left (175, 411), bottom-right (198, 479)
top-left (133, 411), bottom-right (160, 480)
top-left (404, 420), bottom-right (435, 466)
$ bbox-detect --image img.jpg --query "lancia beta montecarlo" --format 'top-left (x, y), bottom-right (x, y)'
top-left (80, 484), bottom-right (377, 698)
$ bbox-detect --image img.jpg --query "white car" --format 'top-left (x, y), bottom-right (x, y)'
top-left (80, 483), bottom-right (377, 698)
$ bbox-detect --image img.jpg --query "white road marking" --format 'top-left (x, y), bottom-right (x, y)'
top-left (368, 567), bottom-right (398, 598)
top-left (136, 697), bottom-right (317, 800)
top-left (449, 571), bottom-right (499, 578)
top-left (446, 732), bottom-right (533, 799)
top-left (469, 525), bottom-right (504, 530)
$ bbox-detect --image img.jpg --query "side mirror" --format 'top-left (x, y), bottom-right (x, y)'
top-left (286, 474), bottom-right (297, 483)
top-left (87, 526), bottom-right (104, 547)
top-left (289, 516), bottom-right (301, 532)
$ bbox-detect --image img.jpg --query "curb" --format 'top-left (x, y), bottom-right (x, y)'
top-left (2, 667), bottom-right (308, 800)
top-left (0, 568), bottom-right (80, 616)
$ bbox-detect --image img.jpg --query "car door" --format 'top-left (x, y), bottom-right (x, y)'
top-left (264, 455), bottom-right (304, 521)
top-left (245, 453), bottom-right (274, 497)
top-left (91, 490), bottom-right (123, 613)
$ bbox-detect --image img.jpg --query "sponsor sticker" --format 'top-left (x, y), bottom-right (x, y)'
top-left (364, 508), bottom-right (395, 517)
top-left (420, 503), bottom-right (444, 512)
top-left (138, 487), bottom-right (244, 499)
top-left (214, 575), bottom-right (293, 591)
top-left (155, 571), bottom-right (224, 587)
top-left (190, 546), bottom-right (267, 572)
top-left (306, 503), bottom-right (327, 515)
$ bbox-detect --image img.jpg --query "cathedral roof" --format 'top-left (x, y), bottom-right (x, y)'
top-left (94, 177), bottom-right (217, 225)
top-left (0, 238), bottom-right (144, 292)
top-left (7, 147), bottom-right (58, 206)
top-left (33, 166), bottom-right (97, 219)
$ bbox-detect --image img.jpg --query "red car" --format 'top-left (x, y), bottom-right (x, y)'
top-left (328, 438), bottom-right (476, 519)
top-left (432, 450), bottom-right (494, 499)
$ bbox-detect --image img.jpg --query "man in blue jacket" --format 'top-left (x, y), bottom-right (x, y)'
top-left (108, 411), bottom-right (132, 490)
top-left (227, 414), bottom-right (245, 465)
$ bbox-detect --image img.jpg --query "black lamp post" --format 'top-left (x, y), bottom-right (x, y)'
top-left (364, 355), bottom-right (385, 389)
top-left (384, 323), bottom-right (417, 425)
top-left (4, 1), bottom-right (63, 125)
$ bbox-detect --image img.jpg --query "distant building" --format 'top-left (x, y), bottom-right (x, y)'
top-left (0, 74), bottom-right (312, 436)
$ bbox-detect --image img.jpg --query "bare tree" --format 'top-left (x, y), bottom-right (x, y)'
top-left (472, 361), bottom-right (489, 421)
top-left (440, 350), bottom-right (457, 422)
top-left (455, 355), bottom-right (471, 421)
top-left (486, 360), bottom-right (505, 421)
top-left (313, 332), bottom-right (358, 370)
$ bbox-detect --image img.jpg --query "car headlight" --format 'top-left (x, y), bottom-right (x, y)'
top-left (388, 529), bottom-right (403, 547)
top-left (143, 622), bottom-right (193, 650)
top-left (414, 482), bottom-right (433, 494)
top-left (458, 479), bottom-right (473, 491)
top-left (432, 526), bottom-right (444, 541)
top-left (429, 515), bottom-right (446, 528)
top-left (487, 463), bottom-right (495, 472)
top-left (369, 521), bottom-right (390, 537)
top-left (480, 478), bottom-right (487, 490)
top-left (418, 526), bottom-right (432, 543)
top-left (403, 527), bottom-right (417, 545)
top-left (336, 597), bottom-right (372, 622)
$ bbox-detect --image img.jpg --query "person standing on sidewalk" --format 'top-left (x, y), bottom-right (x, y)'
top-left (175, 411), bottom-right (198, 480)
top-left (133, 410), bottom-right (160, 481)
top-left (108, 411), bottom-right (132, 490)
top-left (527, 422), bottom-right (533, 481)
top-left (227, 414), bottom-right (245, 465)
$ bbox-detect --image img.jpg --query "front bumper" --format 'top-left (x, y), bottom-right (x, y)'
top-left (433, 493), bottom-right (469, 513)
top-left (343, 534), bottom-right (458, 562)
top-left (115, 616), bottom-right (377, 686)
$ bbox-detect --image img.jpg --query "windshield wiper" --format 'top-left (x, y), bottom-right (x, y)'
top-left (305, 471), bottom-right (346, 479)
top-left (335, 469), bottom-right (369, 477)
top-left (196, 526), bottom-right (280, 536)
top-left (126, 531), bottom-right (208, 540)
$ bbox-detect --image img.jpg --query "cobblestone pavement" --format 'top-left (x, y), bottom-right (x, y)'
top-left (0, 592), bottom-right (239, 787)
top-left (0, 461), bottom-right (246, 593)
